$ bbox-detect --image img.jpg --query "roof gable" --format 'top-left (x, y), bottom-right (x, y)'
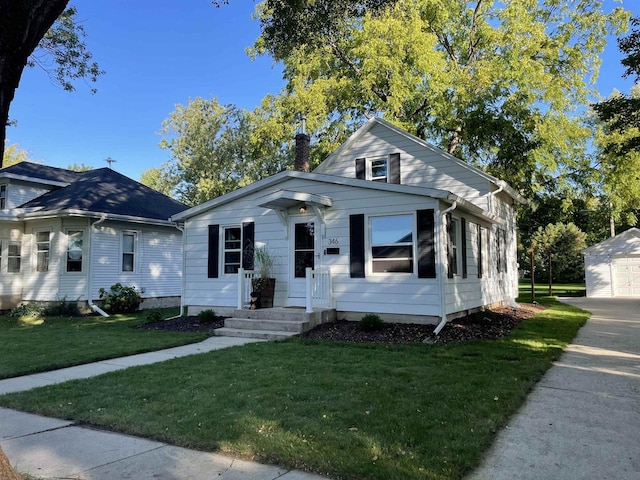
top-left (314, 117), bottom-right (523, 203)
top-left (582, 228), bottom-right (640, 255)
top-left (0, 162), bottom-right (80, 185)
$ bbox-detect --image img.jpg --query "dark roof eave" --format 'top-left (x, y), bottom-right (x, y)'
top-left (19, 209), bottom-right (179, 227)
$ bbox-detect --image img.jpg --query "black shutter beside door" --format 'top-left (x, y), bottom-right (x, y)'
top-left (208, 225), bottom-right (220, 278)
top-left (242, 222), bottom-right (255, 270)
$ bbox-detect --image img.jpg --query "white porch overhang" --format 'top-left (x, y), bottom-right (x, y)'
top-left (257, 190), bottom-right (333, 236)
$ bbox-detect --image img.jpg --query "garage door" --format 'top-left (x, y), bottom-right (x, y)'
top-left (612, 255), bottom-right (640, 297)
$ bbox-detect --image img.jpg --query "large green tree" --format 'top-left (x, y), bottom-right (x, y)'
top-left (253, 0), bottom-right (629, 195)
top-left (0, 1), bottom-right (102, 165)
top-left (593, 16), bottom-right (640, 155)
top-left (151, 98), bottom-right (292, 206)
top-left (530, 222), bottom-right (587, 285)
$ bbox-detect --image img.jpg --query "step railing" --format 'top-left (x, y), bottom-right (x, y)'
top-left (238, 266), bottom-right (333, 312)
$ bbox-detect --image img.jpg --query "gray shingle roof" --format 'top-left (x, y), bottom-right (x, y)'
top-left (0, 161), bottom-right (81, 184)
top-left (3, 163), bottom-right (188, 221)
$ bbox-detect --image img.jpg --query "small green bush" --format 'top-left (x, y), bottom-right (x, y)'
top-left (45, 298), bottom-right (80, 317)
top-left (9, 303), bottom-right (46, 319)
top-left (145, 310), bottom-right (164, 323)
top-left (198, 309), bottom-right (217, 323)
top-left (99, 283), bottom-right (142, 313)
top-left (359, 313), bottom-right (384, 331)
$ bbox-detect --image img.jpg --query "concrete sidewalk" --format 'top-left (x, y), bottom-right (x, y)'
top-left (467, 297), bottom-right (640, 480)
top-left (0, 336), bottom-right (327, 479)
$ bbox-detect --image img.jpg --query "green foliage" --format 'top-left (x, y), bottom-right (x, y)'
top-left (145, 310), bottom-right (164, 323)
top-left (9, 303), bottom-right (46, 320)
top-left (98, 283), bottom-right (142, 314)
top-left (44, 298), bottom-right (80, 317)
top-left (28, 6), bottom-right (104, 94)
top-left (530, 223), bottom-right (587, 284)
top-left (2, 142), bottom-right (31, 167)
top-left (594, 16), bottom-right (640, 155)
top-left (197, 309), bottom-right (217, 323)
top-left (359, 313), bottom-right (384, 331)
top-left (157, 97), bottom-right (293, 206)
top-left (139, 166), bottom-right (177, 196)
top-left (253, 0), bottom-right (630, 196)
top-left (253, 247), bottom-right (276, 278)
top-left (66, 163), bottom-right (93, 172)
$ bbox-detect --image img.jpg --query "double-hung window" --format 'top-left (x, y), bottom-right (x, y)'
top-left (122, 232), bottom-right (136, 272)
top-left (370, 214), bottom-right (414, 273)
top-left (36, 231), bottom-right (51, 272)
top-left (66, 230), bottom-right (84, 272)
top-left (8, 241), bottom-right (21, 273)
top-left (0, 184), bottom-right (6, 209)
top-left (223, 226), bottom-right (242, 274)
top-left (370, 158), bottom-right (388, 182)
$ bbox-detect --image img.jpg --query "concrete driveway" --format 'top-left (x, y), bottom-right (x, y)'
top-left (466, 297), bottom-right (640, 480)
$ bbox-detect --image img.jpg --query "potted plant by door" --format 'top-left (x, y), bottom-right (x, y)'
top-left (252, 247), bottom-right (276, 308)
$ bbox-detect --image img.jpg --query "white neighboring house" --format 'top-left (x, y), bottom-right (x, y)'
top-left (0, 162), bottom-right (188, 312)
top-left (582, 227), bottom-right (640, 298)
top-left (172, 118), bottom-right (525, 331)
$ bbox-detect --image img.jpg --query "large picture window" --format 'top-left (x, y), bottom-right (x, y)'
top-left (370, 215), bottom-right (414, 273)
top-left (122, 232), bottom-right (136, 272)
top-left (36, 231), bottom-right (50, 272)
top-left (66, 230), bottom-right (84, 272)
top-left (8, 241), bottom-right (21, 273)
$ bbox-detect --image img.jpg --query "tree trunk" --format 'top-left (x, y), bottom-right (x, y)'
top-left (0, 0), bottom-right (69, 165)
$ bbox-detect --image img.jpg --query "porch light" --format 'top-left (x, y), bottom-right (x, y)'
top-left (299, 205), bottom-right (307, 214)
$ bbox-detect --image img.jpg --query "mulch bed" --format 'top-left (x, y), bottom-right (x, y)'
top-left (137, 303), bottom-right (545, 344)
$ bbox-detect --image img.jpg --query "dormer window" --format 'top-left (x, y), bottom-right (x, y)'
top-left (355, 153), bottom-right (401, 184)
top-left (0, 184), bottom-right (6, 209)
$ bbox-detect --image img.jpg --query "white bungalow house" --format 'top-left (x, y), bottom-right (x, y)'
top-left (172, 118), bottom-right (524, 336)
top-left (582, 227), bottom-right (640, 298)
top-left (0, 162), bottom-right (188, 312)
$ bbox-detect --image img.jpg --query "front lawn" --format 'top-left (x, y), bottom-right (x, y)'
top-left (0, 300), bottom-right (588, 480)
top-left (0, 309), bottom-right (208, 379)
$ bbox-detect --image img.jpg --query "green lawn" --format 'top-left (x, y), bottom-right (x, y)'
top-left (518, 279), bottom-right (585, 303)
top-left (0, 300), bottom-right (589, 480)
top-left (0, 309), bottom-right (208, 379)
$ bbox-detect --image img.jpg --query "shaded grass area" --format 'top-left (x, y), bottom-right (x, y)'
top-left (518, 280), bottom-right (585, 303)
top-left (0, 301), bottom-right (588, 480)
top-left (0, 309), bottom-right (208, 379)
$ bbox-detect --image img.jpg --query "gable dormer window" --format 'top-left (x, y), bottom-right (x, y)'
top-left (0, 184), bottom-right (6, 209)
top-left (355, 153), bottom-right (401, 184)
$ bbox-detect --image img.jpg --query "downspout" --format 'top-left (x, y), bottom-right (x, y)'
top-left (434, 201), bottom-right (457, 335)
top-left (175, 222), bottom-right (186, 316)
top-left (488, 185), bottom-right (504, 213)
top-left (88, 215), bottom-right (109, 317)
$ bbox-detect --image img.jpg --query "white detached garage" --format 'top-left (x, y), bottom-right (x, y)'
top-left (583, 228), bottom-right (640, 298)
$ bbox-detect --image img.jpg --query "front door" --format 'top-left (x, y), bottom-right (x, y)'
top-left (289, 216), bottom-right (318, 301)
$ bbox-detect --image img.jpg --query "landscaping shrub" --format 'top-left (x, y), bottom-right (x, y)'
top-left (145, 310), bottom-right (164, 323)
top-left (9, 303), bottom-right (46, 319)
top-left (98, 283), bottom-right (142, 313)
top-left (198, 309), bottom-right (217, 323)
top-left (359, 313), bottom-right (384, 331)
top-left (45, 298), bottom-right (80, 317)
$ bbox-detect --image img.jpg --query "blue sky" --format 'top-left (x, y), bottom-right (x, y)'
top-left (6, 0), bottom-right (638, 182)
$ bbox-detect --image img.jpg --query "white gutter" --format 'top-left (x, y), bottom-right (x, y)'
top-left (87, 215), bottom-right (109, 317)
top-left (175, 222), bottom-right (186, 316)
top-left (434, 201), bottom-right (458, 336)
top-left (488, 185), bottom-right (504, 214)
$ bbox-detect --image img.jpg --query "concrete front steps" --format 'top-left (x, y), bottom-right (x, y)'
top-left (215, 307), bottom-right (336, 340)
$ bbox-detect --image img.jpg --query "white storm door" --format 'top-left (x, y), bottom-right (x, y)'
top-left (289, 216), bottom-right (318, 299)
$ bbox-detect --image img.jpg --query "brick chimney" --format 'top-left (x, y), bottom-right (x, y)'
top-left (294, 117), bottom-right (310, 172)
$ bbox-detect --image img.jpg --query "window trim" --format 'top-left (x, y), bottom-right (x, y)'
top-left (222, 225), bottom-right (242, 275)
top-left (7, 240), bottom-right (21, 274)
top-left (121, 231), bottom-right (138, 273)
top-left (368, 213), bottom-right (416, 276)
top-left (369, 157), bottom-right (388, 183)
top-left (0, 184), bottom-right (7, 209)
top-left (34, 230), bottom-right (51, 273)
top-left (65, 229), bottom-right (85, 273)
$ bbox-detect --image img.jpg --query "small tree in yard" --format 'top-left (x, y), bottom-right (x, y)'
top-left (530, 223), bottom-right (587, 293)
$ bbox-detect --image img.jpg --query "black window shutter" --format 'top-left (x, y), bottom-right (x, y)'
top-left (349, 214), bottom-right (365, 278)
top-left (502, 229), bottom-right (508, 273)
top-left (207, 225), bottom-right (220, 278)
top-left (446, 213), bottom-right (454, 278)
top-left (242, 222), bottom-right (255, 270)
top-left (477, 225), bottom-right (483, 278)
top-left (388, 153), bottom-right (401, 184)
top-left (461, 218), bottom-right (467, 278)
top-left (355, 158), bottom-right (366, 180)
top-left (417, 209), bottom-right (436, 278)
top-left (496, 228), bottom-right (503, 273)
